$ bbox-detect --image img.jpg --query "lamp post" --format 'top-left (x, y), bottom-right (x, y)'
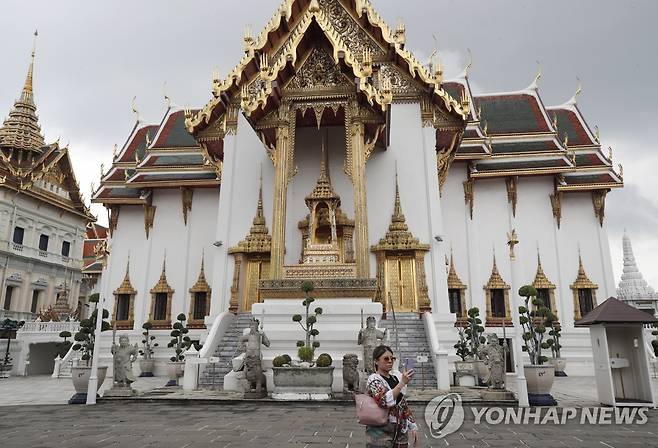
top-left (86, 247), bottom-right (113, 405)
top-left (508, 234), bottom-right (529, 407)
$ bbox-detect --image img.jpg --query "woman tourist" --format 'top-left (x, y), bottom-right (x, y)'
top-left (365, 345), bottom-right (419, 447)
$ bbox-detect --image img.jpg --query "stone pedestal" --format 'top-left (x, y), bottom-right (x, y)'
top-left (103, 386), bottom-right (137, 398)
top-left (480, 389), bottom-right (515, 401)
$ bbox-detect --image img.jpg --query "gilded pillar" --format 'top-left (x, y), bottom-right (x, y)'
top-left (350, 117), bottom-right (370, 277)
top-left (270, 107), bottom-right (291, 278)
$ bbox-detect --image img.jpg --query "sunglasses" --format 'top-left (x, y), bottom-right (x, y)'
top-left (381, 356), bottom-right (396, 362)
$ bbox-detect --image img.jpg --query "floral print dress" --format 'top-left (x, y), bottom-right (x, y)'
top-left (365, 372), bottom-right (417, 447)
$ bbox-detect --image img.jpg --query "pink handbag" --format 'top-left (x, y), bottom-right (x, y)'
top-left (355, 394), bottom-right (389, 426)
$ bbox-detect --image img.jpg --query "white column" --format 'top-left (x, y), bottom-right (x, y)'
top-left (420, 125), bottom-right (450, 317)
top-left (210, 132), bottom-right (239, 315)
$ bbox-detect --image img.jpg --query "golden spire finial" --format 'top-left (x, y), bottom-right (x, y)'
top-left (112, 143), bottom-right (118, 159)
top-left (608, 146), bottom-right (613, 163)
top-left (594, 125), bottom-right (600, 143)
top-left (22, 30), bottom-right (38, 99)
top-left (163, 81), bottom-right (172, 109)
top-left (457, 48), bottom-right (473, 79)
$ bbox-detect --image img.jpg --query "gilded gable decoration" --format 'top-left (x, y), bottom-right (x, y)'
top-left (143, 193), bottom-right (156, 238)
top-left (483, 254), bottom-right (512, 326)
top-left (463, 178), bottom-right (474, 219)
top-left (372, 173), bottom-right (430, 314)
top-left (112, 257), bottom-right (137, 329)
top-left (108, 206), bottom-right (120, 236)
top-left (550, 191), bottom-right (562, 228)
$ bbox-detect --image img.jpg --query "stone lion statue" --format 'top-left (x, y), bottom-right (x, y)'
top-left (342, 353), bottom-right (360, 394)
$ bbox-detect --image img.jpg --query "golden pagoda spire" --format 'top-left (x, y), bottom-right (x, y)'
top-left (306, 137), bottom-right (340, 205)
top-left (390, 169), bottom-right (407, 231)
top-left (0, 31), bottom-right (45, 153)
top-left (447, 250), bottom-right (467, 289)
top-left (533, 249), bottom-right (555, 289)
top-left (484, 252), bottom-right (510, 289)
top-left (228, 172), bottom-right (272, 254)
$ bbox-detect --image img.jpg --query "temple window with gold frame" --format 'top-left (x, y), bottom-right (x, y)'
top-left (483, 256), bottom-right (512, 326)
top-left (112, 259), bottom-right (136, 330)
top-left (149, 258), bottom-right (174, 328)
top-left (570, 255), bottom-right (598, 321)
top-left (532, 253), bottom-right (558, 318)
top-left (446, 252), bottom-right (467, 324)
top-left (188, 255), bottom-right (211, 328)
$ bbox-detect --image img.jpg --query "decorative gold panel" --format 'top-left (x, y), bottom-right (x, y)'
top-left (243, 258), bottom-right (270, 312)
top-left (385, 255), bottom-right (417, 313)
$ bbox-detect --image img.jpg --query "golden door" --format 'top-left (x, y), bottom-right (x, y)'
top-left (385, 256), bottom-right (418, 312)
top-left (242, 259), bottom-right (270, 312)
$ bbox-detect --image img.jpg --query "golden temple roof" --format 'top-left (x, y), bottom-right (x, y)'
top-left (484, 254), bottom-right (510, 290)
top-left (306, 141), bottom-right (340, 205)
top-left (0, 32), bottom-right (45, 153)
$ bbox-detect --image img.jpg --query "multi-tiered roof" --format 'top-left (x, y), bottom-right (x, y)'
top-left (0, 35), bottom-right (92, 221)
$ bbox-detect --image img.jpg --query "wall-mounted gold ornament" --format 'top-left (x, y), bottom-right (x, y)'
top-left (181, 188), bottom-right (193, 225)
top-left (463, 178), bottom-right (474, 219)
top-left (507, 229), bottom-right (519, 261)
top-left (505, 176), bottom-right (518, 217)
top-left (591, 190), bottom-right (606, 227)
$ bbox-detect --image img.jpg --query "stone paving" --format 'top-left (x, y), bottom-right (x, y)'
top-left (0, 401), bottom-right (656, 448)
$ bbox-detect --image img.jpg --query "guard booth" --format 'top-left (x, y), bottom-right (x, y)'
top-left (576, 297), bottom-right (657, 407)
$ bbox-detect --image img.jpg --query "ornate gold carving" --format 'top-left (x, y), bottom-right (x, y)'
top-left (507, 229), bottom-right (519, 261)
top-left (108, 205), bottom-right (120, 236)
top-left (112, 257), bottom-right (137, 329)
top-left (483, 255), bottom-right (512, 326)
top-left (143, 203), bottom-right (156, 239)
top-left (149, 257), bottom-right (174, 327)
top-left (463, 178), bottom-right (474, 219)
top-left (229, 176), bottom-right (272, 255)
top-left (259, 277), bottom-right (376, 299)
top-left (324, 0), bottom-right (385, 59)
top-left (229, 257), bottom-right (241, 314)
top-left (550, 190), bottom-right (562, 228)
top-left (181, 188), bottom-right (193, 225)
top-left (570, 254), bottom-right (598, 320)
top-left (289, 47), bottom-right (350, 90)
top-left (592, 190), bottom-right (606, 227)
top-left (505, 176), bottom-right (518, 217)
top-left (437, 131), bottom-right (461, 194)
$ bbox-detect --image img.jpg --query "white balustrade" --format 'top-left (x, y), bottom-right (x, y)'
top-left (19, 321), bottom-right (79, 334)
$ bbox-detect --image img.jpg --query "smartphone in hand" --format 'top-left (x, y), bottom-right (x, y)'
top-left (404, 358), bottom-right (414, 371)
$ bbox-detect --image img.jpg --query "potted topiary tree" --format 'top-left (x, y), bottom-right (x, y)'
top-left (166, 313), bottom-right (191, 386)
top-left (138, 321), bottom-right (157, 377)
top-left (70, 293), bottom-right (110, 402)
top-left (548, 322), bottom-right (566, 376)
top-left (518, 285), bottom-right (558, 403)
top-left (272, 281), bottom-right (335, 398)
top-left (453, 307), bottom-right (487, 386)
top-left (453, 327), bottom-right (475, 386)
top-left (55, 331), bottom-right (73, 358)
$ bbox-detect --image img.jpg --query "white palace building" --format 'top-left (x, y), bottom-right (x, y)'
top-left (88, 0), bottom-right (623, 387)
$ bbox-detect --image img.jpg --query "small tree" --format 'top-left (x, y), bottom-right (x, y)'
top-left (518, 285), bottom-right (557, 365)
top-left (0, 319), bottom-right (25, 369)
top-left (454, 327), bottom-right (470, 361)
top-left (292, 281), bottom-right (323, 362)
top-left (139, 321), bottom-right (158, 360)
top-left (71, 294), bottom-right (110, 365)
top-left (55, 330), bottom-right (72, 358)
top-left (464, 307), bottom-right (486, 359)
top-left (168, 314), bottom-right (191, 362)
top-left (548, 323), bottom-right (563, 359)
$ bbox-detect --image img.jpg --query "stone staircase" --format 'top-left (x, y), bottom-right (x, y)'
top-left (198, 313), bottom-right (252, 390)
top-left (379, 313), bottom-right (436, 389)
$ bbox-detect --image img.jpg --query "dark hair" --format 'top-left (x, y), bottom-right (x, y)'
top-left (372, 345), bottom-right (394, 370)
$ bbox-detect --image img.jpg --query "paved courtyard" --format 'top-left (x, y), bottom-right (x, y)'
top-left (0, 375), bottom-right (657, 447)
top-left (0, 401), bottom-right (655, 448)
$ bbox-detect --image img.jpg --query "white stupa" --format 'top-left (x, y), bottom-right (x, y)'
top-left (617, 232), bottom-right (658, 315)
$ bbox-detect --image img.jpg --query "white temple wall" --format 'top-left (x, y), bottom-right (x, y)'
top-left (286, 126), bottom-right (353, 266)
top-left (210, 114), bottom-right (274, 313)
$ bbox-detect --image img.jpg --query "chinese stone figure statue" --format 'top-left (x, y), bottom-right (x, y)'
top-left (111, 335), bottom-right (138, 388)
top-left (478, 333), bottom-right (506, 390)
top-left (358, 316), bottom-right (387, 373)
top-left (238, 318), bottom-right (270, 397)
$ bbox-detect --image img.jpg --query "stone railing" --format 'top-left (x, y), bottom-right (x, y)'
top-left (7, 242), bottom-right (82, 269)
top-left (19, 321), bottom-right (79, 334)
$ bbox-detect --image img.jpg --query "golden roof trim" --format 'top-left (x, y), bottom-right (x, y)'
top-left (189, 253), bottom-right (211, 293)
top-left (150, 256), bottom-right (174, 294)
top-left (447, 252), bottom-right (467, 290)
top-left (114, 257), bottom-right (137, 295)
top-left (570, 254), bottom-right (598, 290)
top-left (532, 252), bottom-right (555, 290)
top-left (483, 255), bottom-right (510, 290)
top-left (228, 175), bottom-right (272, 255)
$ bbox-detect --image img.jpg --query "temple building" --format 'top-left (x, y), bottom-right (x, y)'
top-left (92, 0), bottom-right (622, 380)
top-left (617, 232), bottom-right (658, 316)
top-left (0, 36), bottom-right (93, 322)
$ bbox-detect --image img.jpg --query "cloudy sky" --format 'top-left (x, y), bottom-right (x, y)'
top-left (1, 0), bottom-right (657, 288)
